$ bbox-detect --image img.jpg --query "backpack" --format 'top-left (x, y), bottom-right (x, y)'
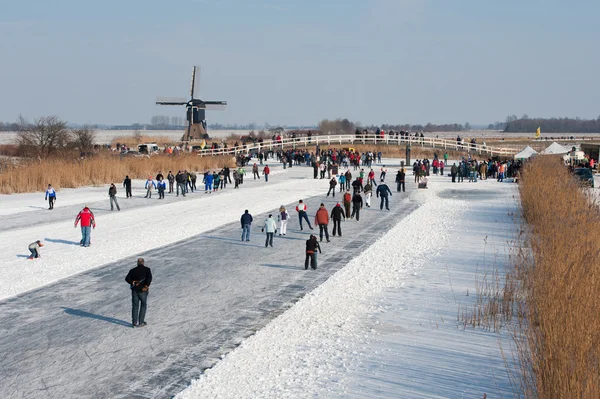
top-left (344, 193), bottom-right (351, 203)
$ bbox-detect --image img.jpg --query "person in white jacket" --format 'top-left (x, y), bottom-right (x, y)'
top-left (262, 214), bottom-right (277, 247)
top-left (277, 206), bottom-right (289, 236)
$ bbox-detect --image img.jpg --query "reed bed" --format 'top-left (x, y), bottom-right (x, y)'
top-left (514, 155), bottom-right (600, 397)
top-left (0, 153), bottom-right (234, 194)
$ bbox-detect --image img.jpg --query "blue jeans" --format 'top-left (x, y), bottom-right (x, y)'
top-left (29, 248), bottom-right (39, 258)
top-left (298, 211), bottom-right (312, 229)
top-left (242, 224), bottom-right (251, 241)
top-left (80, 226), bottom-right (91, 246)
top-left (131, 290), bottom-right (148, 325)
top-left (265, 174), bottom-right (269, 182)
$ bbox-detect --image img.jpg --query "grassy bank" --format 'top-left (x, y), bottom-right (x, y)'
top-left (0, 153), bottom-right (235, 194)
top-left (516, 156), bottom-right (600, 397)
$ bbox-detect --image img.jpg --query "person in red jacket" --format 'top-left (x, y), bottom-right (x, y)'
top-left (314, 203), bottom-right (330, 242)
top-left (263, 165), bottom-right (270, 182)
top-left (74, 206), bottom-right (96, 247)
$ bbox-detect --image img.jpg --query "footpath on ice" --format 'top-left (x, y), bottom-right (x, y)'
top-left (176, 171), bottom-right (519, 399)
top-left (0, 161), bottom-right (421, 398)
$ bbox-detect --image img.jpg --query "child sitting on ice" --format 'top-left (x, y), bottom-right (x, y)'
top-left (28, 240), bottom-right (44, 259)
top-left (418, 176), bottom-right (429, 189)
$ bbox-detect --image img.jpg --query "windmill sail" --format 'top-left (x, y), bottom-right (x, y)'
top-left (156, 97), bottom-right (187, 105)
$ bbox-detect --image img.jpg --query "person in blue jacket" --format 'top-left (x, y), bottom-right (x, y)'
top-left (157, 178), bottom-right (166, 199)
top-left (376, 182), bottom-right (393, 210)
top-left (45, 184), bottom-right (56, 210)
top-left (204, 171), bottom-right (214, 193)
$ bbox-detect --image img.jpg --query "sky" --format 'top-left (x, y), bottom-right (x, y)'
top-left (1, 0), bottom-right (599, 127)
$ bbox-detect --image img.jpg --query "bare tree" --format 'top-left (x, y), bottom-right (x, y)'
top-left (15, 115), bottom-right (70, 158)
top-left (71, 126), bottom-right (96, 154)
top-left (132, 130), bottom-right (143, 143)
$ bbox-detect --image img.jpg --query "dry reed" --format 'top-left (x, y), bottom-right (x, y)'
top-left (0, 153), bottom-right (235, 194)
top-left (513, 155), bottom-right (600, 397)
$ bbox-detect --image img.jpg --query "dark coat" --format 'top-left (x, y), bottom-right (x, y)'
top-left (376, 184), bottom-right (392, 197)
top-left (123, 177), bottom-right (132, 188)
top-left (330, 205), bottom-right (346, 220)
top-left (305, 238), bottom-right (321, 254)
top-left (396, 171), bottom-right (405, 182)
top-left (241, 212), bottom-right (253, 227)
top-left (109, 186), bottom-right (117, 197)
top-left (352, 194), bottom-right (363, 207)
top-left (125, 265), bottom-right (153, 292)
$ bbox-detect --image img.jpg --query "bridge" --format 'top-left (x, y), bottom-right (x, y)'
top-left (196, 134), bottom-right (519, 157)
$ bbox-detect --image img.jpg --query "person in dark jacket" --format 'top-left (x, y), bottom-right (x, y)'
top-left (240, 209), bottom-right (253, 241)
top-left (175, 171), bottom-right (186, 196)
top-left (167, 171), bottom-right (175, 193)
top-left (125, 258), bottom-right (152, 328)
top-left (376, 183), bottom-right (393, 210)
top-left (123, 176), bottom-right (132, 198)
top-left (395, 169), bottom-right (406, 192)
top-left (351, 192), bottom-right (363, 221)
top-left (305, 235), bottom-right (321, 270)
top-left (330, 202), bottom-right (346, 237)
top-left (326, 176), bottom-right (337, 197)
top-left (352, 178), bottom-right (362, 194)
top-left (109, 183), bottom-right (120, 211)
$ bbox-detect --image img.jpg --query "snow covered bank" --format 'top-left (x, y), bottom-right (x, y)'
top-left (175, 175), bottom-right (518, 398)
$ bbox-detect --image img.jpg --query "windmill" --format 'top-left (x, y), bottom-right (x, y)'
top-left (156, 66), bottom-right (227, 143)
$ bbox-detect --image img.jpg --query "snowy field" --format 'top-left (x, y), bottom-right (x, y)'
top-left (0, 158), bottom-right (520, 398)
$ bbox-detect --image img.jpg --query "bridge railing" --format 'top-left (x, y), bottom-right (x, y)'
top-left (195, 134), bottom-right (517, 157)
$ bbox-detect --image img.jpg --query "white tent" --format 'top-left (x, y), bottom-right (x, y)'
top-left (514, 146), bottom-right (538, 160)
top-left (541, 142), bottom-right (569, 155)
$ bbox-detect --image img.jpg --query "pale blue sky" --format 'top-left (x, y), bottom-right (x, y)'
top-left (1, 0), bottom-right (598, 126)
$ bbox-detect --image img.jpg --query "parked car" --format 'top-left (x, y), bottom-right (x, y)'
top-left (573, 167), bottom-right (594, 188)
top-left (138, 143), bottom-right (160, 155)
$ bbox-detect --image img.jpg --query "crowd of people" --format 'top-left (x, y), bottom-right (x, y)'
top-left (30, 144), bottom-right (526, 327)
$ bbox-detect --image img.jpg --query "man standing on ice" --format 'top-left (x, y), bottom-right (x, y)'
top-left (144, 176), bottom-right (156, 198)
top-left (108, 183), bottom-right (120, 211)
top-left (167, 171), bottom-right (175, 193)
top-left (125, 258), bottom-right (152, 328)
top-left (74, 206), bottom-right (96, 247)
top-left (240, 209), bottom-right (253, 241)
top-left (305, 235), bottom-right (321, 270)
top-left (376, 182), bottom-right (393, 210)
top-left (330, 202), bottom-right (345, 237)
top-left (123, 175), bottom-right (132, 198)
top-left (314, 203), bottom-right (330, 242)
top-left (263, 164), bottom-right (270, 182)
top-left (45, 184), bottom-right (56, 210)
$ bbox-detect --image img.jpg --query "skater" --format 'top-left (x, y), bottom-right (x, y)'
top-left (233, 169), bottom-right (240, 188)
top-left (342, 190), bottom-right (352, 218)
top-left (263, 164), bottom-right (270, 182)
top-left (351, 192), bottom-right (363, 221)
top-left (344, 170), bottom-right (352, 190)
top-left (125, 258), bottom-right (152, 328)
top-left (326, 176), bottom-right (337, 197)
top-left (238, 166), bottom-right (245, 184)
top-left (144, 176), bottom-right (156, 198)
top-left (262, 214), bottom-right (277, 247)
top-left (167, 171), bottom-right (175, 193)
top-left (28, 240), bottom-right (44, 259)
top-left (253, 163), bottom-right (260, 180)
top-left (338, 173), bottom-right (346, 193)
top-left (314, 203), bottom-right (330, 242)
top-left (108, 183), bottom-right (120, 211)
top-left (74, 206), bottom-right (96, 247)
top-left (176, 171), bottom-right (187, 196)
top-left (123, 175), bottom-right (132, 198)
top-left (451, 163), bottom-right (458, 183)
top-left (278, 205), bottom-right (289, 236)
top-left (330, 202), bottom-right (345, 237)
top-left (240, 209), bottom-right (253, 241)
top-left (380, 165), bottom-right (388, 181)
top-left (45, 184), bottom-right (56, 209)
top-left (363, 181), bottom-right (373, 207)
top-left (204, 171), bottom-right (214, 193)
top-left (395, 169), bottom-right (406, 192)
top-left (157, 178), bottom-right (166, 199)
top-left (305, 235), bottom-right (321, 270)
top-left (376, 182), bottom-right (393, 210)
top-left (296, 200), bottom-right (314, 231)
